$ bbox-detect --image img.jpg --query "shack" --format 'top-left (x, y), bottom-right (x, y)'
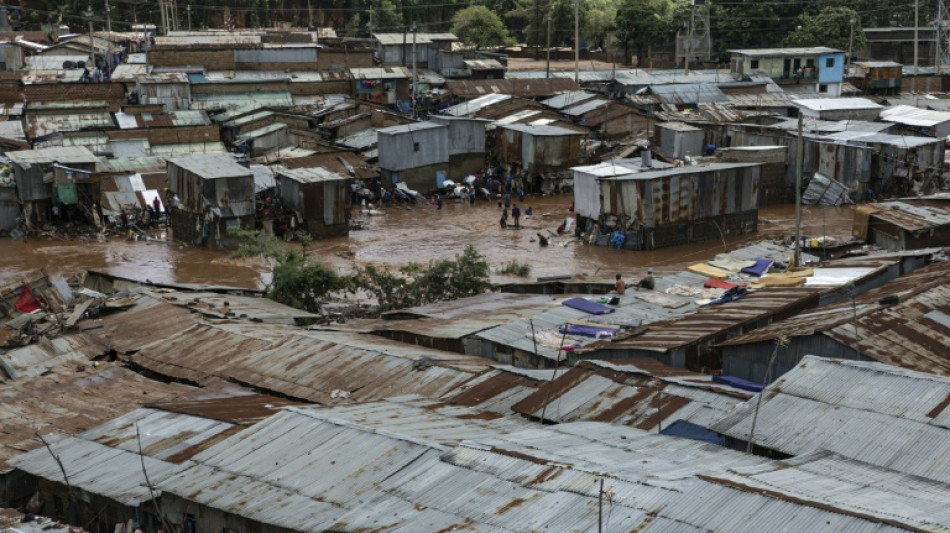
top-left (5, 146), bottom-right (99, 228)
top-left (793, 98), bottom-right (883, 121)
top-left (855, 200), bottom-right (950, 251)
top-left (166, 154), bottom-right (254, 249)
top-left (495, 123), bottom-right (585, 174)
top-left (350, 67), bottom-right (411, 107)
top-left (730, 47), bottom-right (846, 96)
top-left (373, 32), bottom-right (457, 69)
top-left (849, 60), bottom-right (902, 95)
top-left (576, 162), bottom-right (761, 250)
top-left (135, 72), bottom-right (191, 111)
top-left (879, 105), bottom-right (950, 138)
top-left (655, 122), bottom-right (704, 160)
top-left (429, 115), bottom-right (488, 179)
top-left (275, 166), bottom-right (349, 238)
top-left (376, 121), bottom-right (448, 191)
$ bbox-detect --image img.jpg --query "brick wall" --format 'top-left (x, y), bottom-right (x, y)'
top-left (150, 50), bottom-right (236, 69)
top-left (104, 125), bottom-right (221, 145)
top-left (191, 81), bottom-right (290, 95)
top-left (24, 83), bottom-right (126, 110)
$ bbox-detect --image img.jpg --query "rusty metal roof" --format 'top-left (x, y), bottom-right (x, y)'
top-left (586, 288), bottom-right (822, 353)
top-left (281, 150), bottom-right (378, 180)
top-left (718, 262), bottom-right (950, 376)
top-left (509, 359), bottom-right (751, 428)
top-left (383, 292), bottom-right (563, 320)
top-left (711, 355), bottom-right (950, 484)
top-left (0, 365), bottom-right (194, 472)
top-left (870, 200), bottom-right (950, 232)
top-left (446, 78), bottom-right (580, 99)
top-left (147, 394), bottom-right (305, 425)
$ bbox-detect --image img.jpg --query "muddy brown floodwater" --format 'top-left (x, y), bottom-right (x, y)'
top-left (0, 194), bottom-right (856, 289)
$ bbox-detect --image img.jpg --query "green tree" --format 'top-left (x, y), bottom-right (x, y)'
top-left (615, 0), bottom-right (672, 65)
top-left (583, 0), bottom-right (619, 51)
top-left (507, 0), bottom-right (590, 49)
top-left (351, 245), bottom-right (492, 312)
top-left (784, 7), bottom-right (867, 53)
top-left (451, 5), bottom-right (513, 48)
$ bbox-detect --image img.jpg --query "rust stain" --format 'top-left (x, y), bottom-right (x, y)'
top-left (495, 497), bottom-right (528, 515)
top-left (526, 466), bottom-right (562, 486)
top-left (590, 388), bottom-right (655, 423)
top-left (927, 392), bottom-right (950, 419)
top-left (457, 411), bottom-right (505, 420)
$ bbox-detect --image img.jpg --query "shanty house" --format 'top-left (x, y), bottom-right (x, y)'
top-left (879, 105), bottom-right (950, 138)
top-left (5, 146), bottom-right (99, 228)
top-left (135, 72), bottom-right (191, 111)
top-left (793, 98), bottom-right (883, 121)
top-left (429, 115), bottom-right (488, 178)
top-left (855, 200), bottom-right (950, 251)
top-left (849, 60), bottom-right (902, 95)
top-left (495, 123), bottom-right (585, 174)
top-left (655, 122), bottom-right (704, 160)
top-left (275, 167), bottom-right (350, 238)
top-left (576, 162), bottom-right (761, 250)
top-left (377, 121), bottom-right (449, 191)
top-left (351, 67), bottom-right (411, 106)
top-left (373, 32), bottom-right (458, 69)
top-left (166, 154), bottom-right (254, 249)
top-left (730, 47), bottom-right (846, 96)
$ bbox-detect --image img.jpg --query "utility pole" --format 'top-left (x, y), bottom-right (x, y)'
top-left (187, 4), bottom-right (191, 30)
top-left (307, 0), bottom-right (313, 28)
top-left (545, 11), bottom-right (552, 79)
top-left (794, 112), bottom-right (803, 267)
top-left (573, 0), bottom-right (579, 83)
top-left (411, 23), bottom-right (417, 119)
top-left (913, 0), bottom-right (919, 93)
top-left (105, 0), bottom-right (111, 32)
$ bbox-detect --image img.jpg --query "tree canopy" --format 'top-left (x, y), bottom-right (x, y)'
top-left (615, 0), bottom-right (672, 65)
top-left (784, 7), bottom-right (868, 54)
top-left (451, 5), bottom-right (514, 48)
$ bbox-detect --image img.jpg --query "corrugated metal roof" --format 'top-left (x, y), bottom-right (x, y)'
top-left (446, 78), bottom-right (580, 99)
top-left (871, 201), bottom-right (950, 231)
top-left (167, 153), bottom-right (251, 179)
top-left (98, 156), bottom-right (166, 173)
top-left (8, 433), bottom-right (179, 506)
top-left (147, 394), bottom-right (304, 425)
top-left (540, 90), bottom-right (599, 110)
top-left (477, 242), bottom-right (809, 362)
top-left (562, 98), bottom-right (611, 116)
top-left (650, 82), bottom-right (730, 105)
top-left (349, 66), bottom-right (411, 79)
top-left (155, 34), bottom-right (262, 48)
top-left (0, 365), bottom-right (194, 472)
top-left (6, 146), bottom-right (99, 165)
top-left (728, 92), bottom-right (794, 108)
top-left (509, 359), bottom-right (751, 427)
top-left (190, 91), bottom-right (293, 111)
top-left (0, 334), bottom-right (107, 382)
top-left (337, 128), bottom-right (378, 150)
top-left (276, 166), bottom-right (348, 184)
top-left (373, 32), bottom-right (457, 45)
top-left (793, 97), bottom-right (883, 111)
top-left (236, 122), bottom-right (287, 141)
top-left (377, 120), bottom-right (445, 135)
top-left (499, 123), bottom-right (584, 136)
top-left (110, 303), bottom-right (491, 404)
top-left (150, 142), bottom-right (227, 156)
top-left (442, 93), bottom-right (513, 116)
top-left (704, 450), bottom-right (950, 532)
top-left (711, 355), bottom-right (950, 483)
top-left (78, 407), bottom-right (237, 462)
top-left (730, 47), bottom-right (843, 56)
top-left (881, 104), bottom-right (950, 127)
top-left (383, 292), bottom-right (562, 320)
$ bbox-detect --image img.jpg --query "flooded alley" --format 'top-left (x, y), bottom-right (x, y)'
top-left (0, 195), bottom-right (856, 289)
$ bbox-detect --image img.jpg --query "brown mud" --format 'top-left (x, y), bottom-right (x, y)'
top-left (0, 194), bottom-right (855, 289)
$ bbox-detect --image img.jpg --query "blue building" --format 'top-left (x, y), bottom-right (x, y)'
top-left (730, 47), bottom-right (846, 97)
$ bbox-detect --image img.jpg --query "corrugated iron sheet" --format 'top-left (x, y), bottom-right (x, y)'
top-left (446, 78), bottom-right (579, 99)
top-left (711, 355), bottom-right (950, 483)
top-left (717, 262), bottom-right (950, 376)
top-left (8, 433), bottom-right (179, 506)
top-left (703, 450), bottom-right (950, 532)
top-left (871, 200), bottom-right (950, 232)
top-left (509, 360), bottom-right (750, 427)
top-left (78, 407), bottom-right (237, 462)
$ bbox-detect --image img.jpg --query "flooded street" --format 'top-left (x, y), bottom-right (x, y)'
top-left (0, 194), bottom-right (856, 289)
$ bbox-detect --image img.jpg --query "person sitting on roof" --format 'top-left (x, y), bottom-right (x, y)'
top-left (635, 268), bottom-right (655, 291)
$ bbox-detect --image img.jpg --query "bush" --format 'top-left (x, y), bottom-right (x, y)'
top-left (351, 245), bottom-right (493, 312)
top-left (269, 253), bottom-right (343, 313)
top-left (498, 260), bottom-right (532, 277)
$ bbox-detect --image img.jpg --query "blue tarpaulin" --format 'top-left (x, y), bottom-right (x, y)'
top-left (561, 297), bottom-right (615, 315)
top-left (660, 420), bottom-right (724, 445)
top-left (558, 323), bottom-right (618, 338)
top-left (713, 374), bottom-right (764, 392)
top-left (741, 258), bottom-right (772, 277)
